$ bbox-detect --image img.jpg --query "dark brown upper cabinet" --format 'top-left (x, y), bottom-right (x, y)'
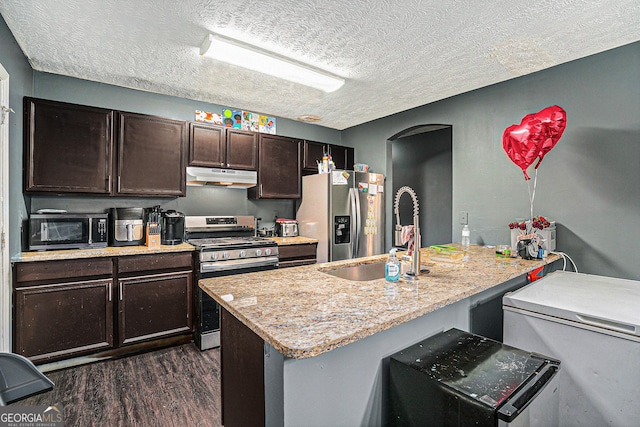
top-left (225, 128), bottom-right (258, 170)
top-left (249, 134), bottom-right (301, 199)
top-left (189, 122), bottom-right (225, 167)
top-left (24, 97), bottom-right (114, 194)
top-left (330, 144), bottom-right (355, 171)
top-left (24, 98), bottom-right (187, 198)
top-left (117, 112), bottom-right (187, 197)
top-left (302, 140), bottom-right (355, 174)
top-left (189, 123), bottom-right (257, 170)
top-left (302, 140), bottom-right (327, 173)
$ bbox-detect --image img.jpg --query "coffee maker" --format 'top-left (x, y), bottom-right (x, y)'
top-left (161, 210), bottom-right (185, 245)
top-left (109, 208), bottom-right (145, 246)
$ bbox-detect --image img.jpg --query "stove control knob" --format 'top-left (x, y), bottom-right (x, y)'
top-left (210, 253), bottom-right (219, 261)
top-left (265, 248), bottom-right (272, 256)
top-left (222, 252), bottom-right (230, 259)
top-left (239, 250), bottom-right (246, 258)
top-left (255, 249), bottom-right (262, 256)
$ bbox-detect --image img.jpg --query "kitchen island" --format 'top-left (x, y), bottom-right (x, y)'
top-left (199, 245), bottom-right (559, 426)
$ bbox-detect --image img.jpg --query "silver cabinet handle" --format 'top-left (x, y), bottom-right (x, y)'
top-left (119, 282), bottom-right (123, 301)
top-left (108, 282), bottom-right (112, 302)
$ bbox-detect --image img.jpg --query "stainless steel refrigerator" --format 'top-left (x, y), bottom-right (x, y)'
top-left (296, 171), bottom-right (385, 263)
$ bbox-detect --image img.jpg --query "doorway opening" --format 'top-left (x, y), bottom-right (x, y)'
top-left (389, 124), bottom-right (453, 249)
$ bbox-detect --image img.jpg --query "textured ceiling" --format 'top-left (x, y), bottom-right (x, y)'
top-left (1, 0), bottom-right (639, 130)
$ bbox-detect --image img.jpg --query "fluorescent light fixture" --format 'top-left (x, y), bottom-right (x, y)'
top-left (200, 33), bottom-right (345, 93)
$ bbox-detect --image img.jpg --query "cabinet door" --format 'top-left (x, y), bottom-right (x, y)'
top-left (117, 112), bottom-right (187, 197)
top-left (23, 97), bottom-right (113, 194)
top-left (118, 271), bottom-right (193, 346)
top-left (189, 122), bottom-right (225, 167)
top-left (303, 140), bottom-right (327, 171)
top-left (252, 135), bottom-right (301, 199)
top-left (14, 279), bottom-right (114, 363)
top-left (226, 128), bottom-right (258, 170)
top-left (329, 144), bottom-right (355, 171)
top-left (345, 146), bottom-right (355, 171)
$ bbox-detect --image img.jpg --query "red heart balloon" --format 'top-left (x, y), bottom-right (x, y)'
top-left (502, 114), bottom-right (544, 180)
top-left (503, 105), bottom-right (567, 179)
top-left (534, 105), bottom-right (566, 168)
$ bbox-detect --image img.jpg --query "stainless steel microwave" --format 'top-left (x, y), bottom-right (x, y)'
top-left (28, 213), bottom-right (109, 251)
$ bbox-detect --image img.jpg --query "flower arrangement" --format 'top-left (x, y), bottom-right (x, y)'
top-left (509, 216), bottom-right (553, 259)
top-left (508, 216), bottom-right (551, 233)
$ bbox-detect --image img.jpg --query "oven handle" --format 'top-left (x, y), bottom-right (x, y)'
top-left (200, 256), bottom-right (279, 273)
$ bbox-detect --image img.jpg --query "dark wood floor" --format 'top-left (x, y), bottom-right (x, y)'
top-left (12, 344), bottom-right (222, 427)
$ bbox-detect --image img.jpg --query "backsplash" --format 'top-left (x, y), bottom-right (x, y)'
top-left (24, 186), bottom-right (295, 251)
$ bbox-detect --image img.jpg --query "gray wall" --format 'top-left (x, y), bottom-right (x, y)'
top-left (344, 42), bottom-right (640, 281)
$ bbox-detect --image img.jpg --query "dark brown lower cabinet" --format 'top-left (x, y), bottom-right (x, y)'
top-left (118, 271), bottom-right (193, 346)
top-left (14, 279), bottom-right (114, 364)
top-left (116, 252), bottom-right (193, 346)
top-left (13, 252), bottom-right (194, 363)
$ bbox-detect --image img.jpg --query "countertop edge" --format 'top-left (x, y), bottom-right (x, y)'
top-left (13, 243), bottom-right (196, 262)
top-left (201, 246), bottom-right (560, 359)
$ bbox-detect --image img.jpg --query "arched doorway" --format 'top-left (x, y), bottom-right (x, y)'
top-left (389, 124), bottom-right (453, 248)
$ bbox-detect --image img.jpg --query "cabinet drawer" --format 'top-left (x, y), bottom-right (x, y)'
top-left (279, 259), bottom-right (317, 269)
top-left (278, 244), bottom-right (317, 260)
top-left (14, 258), bottom-right (113, 285)
top-left (118, 252), bottom-right (193, 274)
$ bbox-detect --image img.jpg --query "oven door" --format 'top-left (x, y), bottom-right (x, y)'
top-left (195, 264), bottom-right (277, 351)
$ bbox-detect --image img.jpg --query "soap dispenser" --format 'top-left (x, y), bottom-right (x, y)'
top-left (385, 248), bottom-right (401, 282)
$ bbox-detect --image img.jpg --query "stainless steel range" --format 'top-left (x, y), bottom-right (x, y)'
top-left (186, 215), bottom-right (279, 351)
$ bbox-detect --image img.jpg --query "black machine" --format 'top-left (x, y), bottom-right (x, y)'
top-left (161, 210), bottom-right (185, 245)
top-left (389, 328), bottom-right (560, 426)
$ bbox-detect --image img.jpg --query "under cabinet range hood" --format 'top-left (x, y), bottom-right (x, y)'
top-left (186, 167), bottom-right (257, 188)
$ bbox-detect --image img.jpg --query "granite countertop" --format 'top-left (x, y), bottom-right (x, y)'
top-left (200, 245), bottom-right (559, 359)
top-left (268, 236), bottom-right (318, 246)
top-left (13, 242), bottom-right (195, 263)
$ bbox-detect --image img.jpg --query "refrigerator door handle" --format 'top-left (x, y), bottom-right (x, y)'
top-left (354, 188), bottom-right (362, 257)
top-left (349, 188), bottom-right (358, 259)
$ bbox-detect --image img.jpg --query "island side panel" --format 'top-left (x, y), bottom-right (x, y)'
top-left (281, 299), bottom-right (469, 427)
top-left (221, 308), bottom-right (266, 427)
top-left (469, 259), bottom-right (561, 341)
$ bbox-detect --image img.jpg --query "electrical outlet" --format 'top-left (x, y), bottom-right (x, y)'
top-left (459, 211), bottom-right (468, 225)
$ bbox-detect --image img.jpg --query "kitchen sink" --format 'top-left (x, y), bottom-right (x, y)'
top-left (322, 262), bottom-right (387, 281)
top-left (322, 260), bottom-right (429, 281)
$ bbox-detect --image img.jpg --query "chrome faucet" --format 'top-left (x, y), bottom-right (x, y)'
top-left (394, 186), bottom-right (421, 280)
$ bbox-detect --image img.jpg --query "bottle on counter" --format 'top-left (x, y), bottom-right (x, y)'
top-left (385, 248), bottom-right (401, 282)
top-left (461, 224), bottom-right (470, 251)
